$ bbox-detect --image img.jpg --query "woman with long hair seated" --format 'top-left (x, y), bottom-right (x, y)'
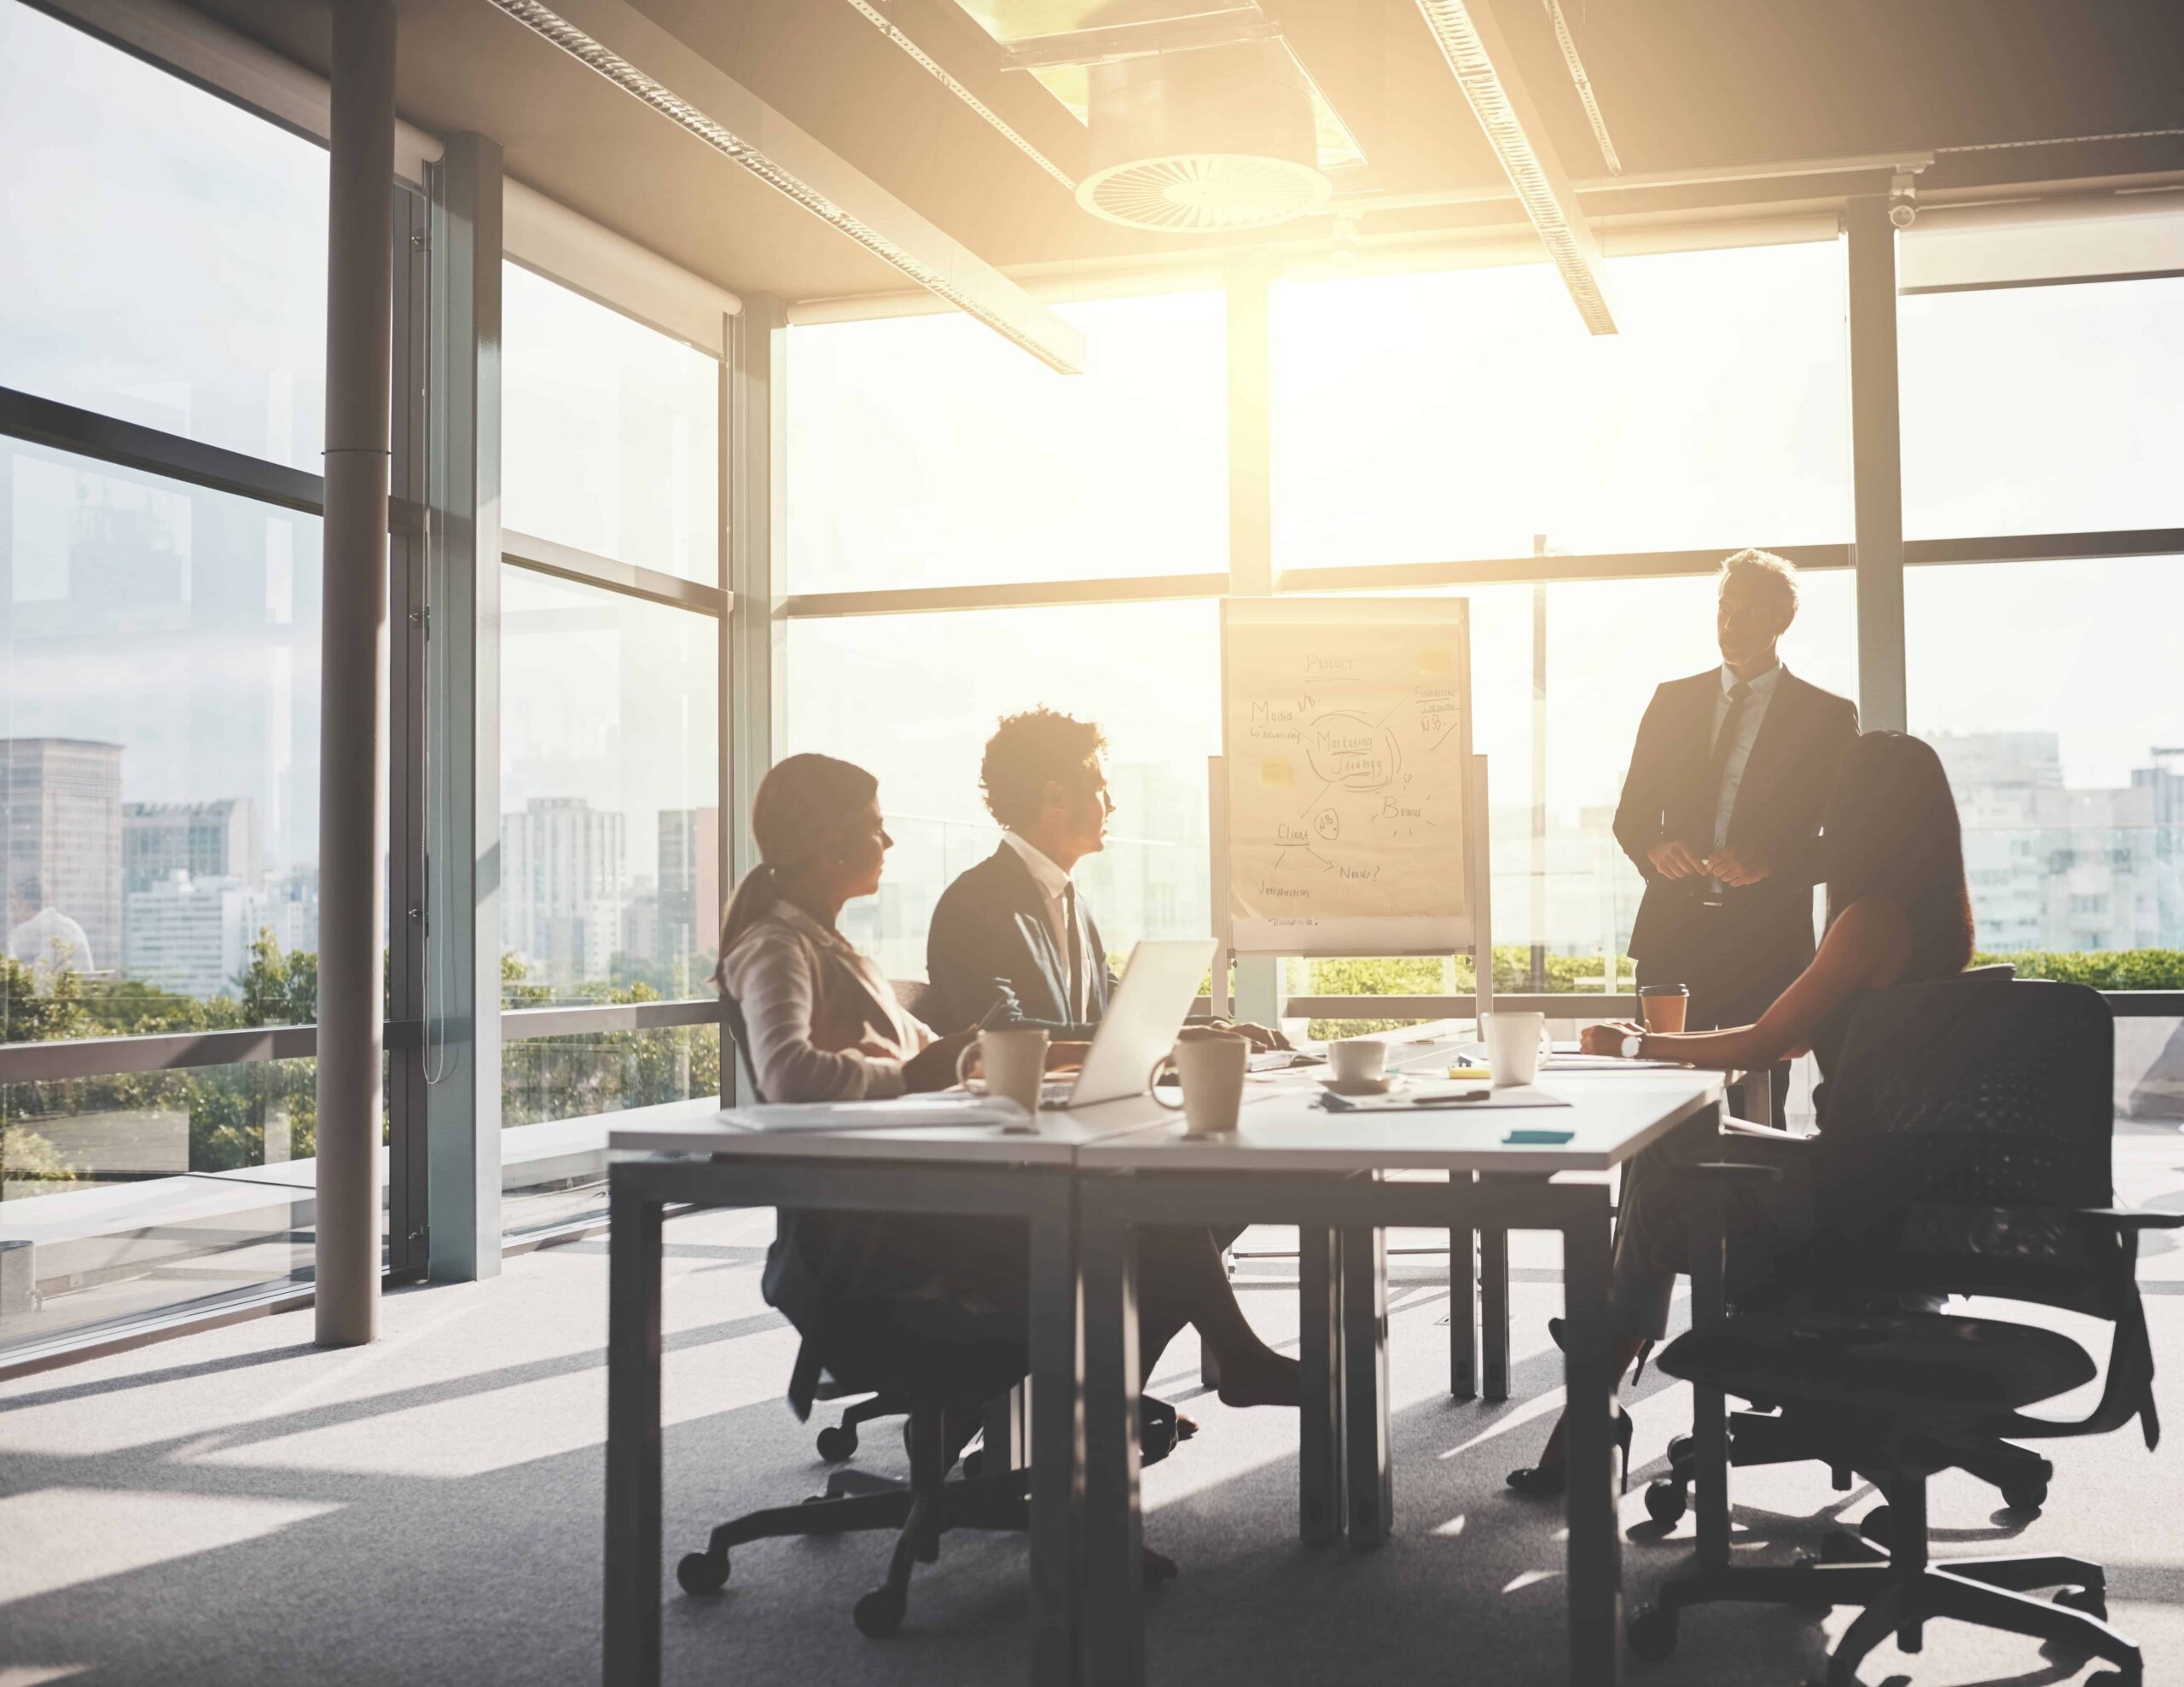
top-left (717, 755), bottom-right (1299, 1438)
top-left (1506, 730), bottom-right (1978, 1494)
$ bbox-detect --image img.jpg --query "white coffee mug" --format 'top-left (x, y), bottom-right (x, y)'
top-left (958, 1027), bottom-right (1049, 1115)
top-left (1327, 1037), bottom-right (1388, 1086)
top-left (1149, 1030), bottom-right (1249, 1136)
top-left (1483, 1011), bottom-right (1547, 1087)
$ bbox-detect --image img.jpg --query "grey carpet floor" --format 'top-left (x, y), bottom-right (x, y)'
top-left (3, 1126), bottom-right (2183, 1686)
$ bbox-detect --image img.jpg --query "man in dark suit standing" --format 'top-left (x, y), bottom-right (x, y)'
top-left (1612, 550), bottom-right (1859, 1118)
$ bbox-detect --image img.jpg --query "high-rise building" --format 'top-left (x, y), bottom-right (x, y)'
top-left (502, 797), bottom-right (626, 988)
top-left (3, 737), bottom-right (123, 976)
top-left (657, 807), bottom-right (719, 983)
top-left (122, 871), bottom-right (264, 1000)
top-left (122, 797), bottom-right (260, 893)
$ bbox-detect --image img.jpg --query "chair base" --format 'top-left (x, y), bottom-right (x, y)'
top-left (1645, 1409), bottom-right (2056, 1527)
top-left (1630, 1550), bottom-right (2140, 1684)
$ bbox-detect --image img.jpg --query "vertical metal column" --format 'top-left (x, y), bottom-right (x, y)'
top-left (424, 133), bottom-right (504, 1280)
top-left (713, 310), bottom-right (735, 1096)
top-left (1225, 258), bottom-right (1284, 1029)
top-left (727, 296), bottom-right (787, 1103)
top-left (1846, 197), bottom-right (1908, 732)
top-left (316, 0), bottom-right (395, 1348)
top-left (386, 182), bottom-right (431, 1281)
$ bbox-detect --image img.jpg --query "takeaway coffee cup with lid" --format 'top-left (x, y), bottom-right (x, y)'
top-left (1638, 983), bottom-right (1690, 1035)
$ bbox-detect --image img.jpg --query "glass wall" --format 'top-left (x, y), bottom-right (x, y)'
top-left (1273, 241), bottom-right (1851, 569)
top-left (0, 2), bottom-right (328, 470)
top-left (497, 267), bottom-right (728, 1230)
top-left (501, 263), bottom-right (721, 583)
top-left (1908, 554), bottom-right (2184, 957)
top-left (1901, 275), bottom-right (2184, 541)
top-left (500, 568), bottom-right (721, 1004)
top-left (787, 292), bottom-right (1227, 593)
top-left (0, 3), bottom-right (346, 1357)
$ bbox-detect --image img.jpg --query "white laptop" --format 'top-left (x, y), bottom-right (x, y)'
top-left (1039, 937), bottom-right (1219, 1109)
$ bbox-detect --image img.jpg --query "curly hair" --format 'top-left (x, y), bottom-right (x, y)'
top-left (979, 709), bottom-right (1107, 832)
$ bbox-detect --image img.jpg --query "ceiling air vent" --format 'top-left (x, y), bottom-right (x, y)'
top-left (1076, 38), bottom-right (1331, 233)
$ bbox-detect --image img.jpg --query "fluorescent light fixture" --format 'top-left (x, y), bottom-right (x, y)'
top-left (486, 0), bottom-right (1085, 372)
top-left (1542, 0), bottom-right (1622, 176)
top-left (1413, 0), bottom-right (1618, 333)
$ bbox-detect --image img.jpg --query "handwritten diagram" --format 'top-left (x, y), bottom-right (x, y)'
top-left (1223, 599), bottom-right (1473, 954)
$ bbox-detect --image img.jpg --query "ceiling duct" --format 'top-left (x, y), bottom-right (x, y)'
top-left (1076, 38), bottom-right (1332, 233)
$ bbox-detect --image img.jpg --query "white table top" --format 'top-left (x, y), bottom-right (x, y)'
top-left (607, 1088), bottom-right (1191, 1167)
top-left (1079, 1070), bottom-right (1722, 1175)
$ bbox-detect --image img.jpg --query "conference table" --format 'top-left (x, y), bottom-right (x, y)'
top-left (600, 1039), bottom-right (1724, 1687)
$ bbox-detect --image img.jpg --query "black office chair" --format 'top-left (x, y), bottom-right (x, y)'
top-left (1627, 977), bottom-right (2181, 1684)
top-left (720, 989), bottom-right (921, 1464)
top-left (1642, 965), bottom-right (2059, 1526)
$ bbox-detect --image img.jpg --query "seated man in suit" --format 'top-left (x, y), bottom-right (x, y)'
top-left (926, 707), bottom-right (1284, 1050)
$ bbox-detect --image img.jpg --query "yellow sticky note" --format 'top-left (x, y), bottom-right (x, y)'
top-left (1420, 646), bottom-right (1452, 675)
top-left (1260, 757), bottom-right (1292, 787)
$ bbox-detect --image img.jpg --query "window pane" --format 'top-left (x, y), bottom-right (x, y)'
top-left (0, 1056), bottom-right (326, 1358)
top-left (1274, 242), bottom-right (1850, 568)
top-left (501, 1025), bottom-right (720, 1235)
top-left (3, 439), bottom-right (322, 1041)
top-left (787, 293), bottom-right (1228, 593)
top-left (501, 265), bottom-right (721, 583)
top-left (0, 3), bottom-right (328, 471)
top-left (785, 601), bottom-right (1217, 980)
top-left (1901, 276), bottom-right (2184, 540)
top-left (499, 570), bottom-right (719, 1003)
top-left (1908, 555), bottom-right (2184, 955)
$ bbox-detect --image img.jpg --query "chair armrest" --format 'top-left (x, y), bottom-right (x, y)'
top-left (1722, 1117), bottom-right (1815, 1143)
top-left (2071, 1207), bottom-right (2184, 1232)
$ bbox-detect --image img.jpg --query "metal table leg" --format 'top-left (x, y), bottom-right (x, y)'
top-left (1340, 1223), bottom-right (1393, 1546)
top-left (1082, 1190), bottom-right (1144, 1687)
top-left (1560, 1188), bottom-right (1622, 1687)
top-left (1296, 1224), bottom-right (1345, 1546)
top-left (1449, 1172), bottom-right (1478, 1400)
top-left (1479, 1203), bottom-right (1513, 1403)
top-left (1028, 1174), bottom-right (1084, 1685)
top-left (603, 1177), bottom-right (664, 1687)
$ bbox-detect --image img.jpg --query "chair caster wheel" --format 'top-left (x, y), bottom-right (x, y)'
top-left (2054, 1584), bottom-right (2108, 1621)
top-left (1644, 1479), bottom-right (1688, 1526)
top-left (853, 1589), bottom-right (906, 1638)
top-left (2001, 1479), bottom-right (2048, 1512)
top-left (1858, 1504), bottom-right (1894, 1548)
top-left (961, 1449), bottom-right (985, 1481)
top-left (677, 1551), bottom-right (729, 1597)
top-left (1665, 1433), bottom-right (1693, 1469)
top-left (816, 1424), bottom-right (857, 1462)
top-left (1627, 1603), bottom-right (1679, 1662)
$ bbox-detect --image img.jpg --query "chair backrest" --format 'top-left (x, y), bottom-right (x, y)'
top-left (890, 977), bottom-right (934, 1024)
top-left (720, 991), bottom-right (767, 1104)
top-left (1816, 975), bottom-right (2116, 1311)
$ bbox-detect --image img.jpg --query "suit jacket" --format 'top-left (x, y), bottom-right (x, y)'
top-left (924, 844), bottom-right (1120, 1038)
top-left (1612, 666), bottom-right (1859, 972)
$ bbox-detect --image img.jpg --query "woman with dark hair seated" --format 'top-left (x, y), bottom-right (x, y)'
top-left (1507, 731), bottom-right (1978, 1494)
top-left (717, 755), bottom-right (1298, 1475)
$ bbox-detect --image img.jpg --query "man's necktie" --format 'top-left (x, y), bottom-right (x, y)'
top-left (1707, 680), bottom-right (1756, 811)
top-left (1063, 882), bottom-right (1085, 1023)
top-left (1701, 680), bottom-right (1755, 897)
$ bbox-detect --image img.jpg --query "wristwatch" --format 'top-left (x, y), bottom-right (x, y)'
top-left (1619, 1032), bottom-right (1646, 1059)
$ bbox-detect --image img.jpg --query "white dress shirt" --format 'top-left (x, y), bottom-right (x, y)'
top-left (1000, 830), bottom-right (1084, 1018)
top-left (1708, 661), bottom-right (1782, 855)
